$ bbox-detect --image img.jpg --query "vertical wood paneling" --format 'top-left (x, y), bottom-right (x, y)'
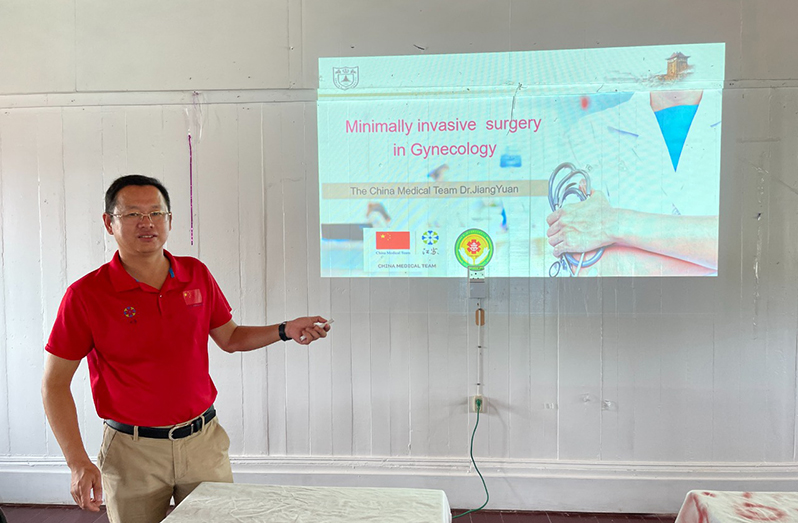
top-left (424, 278), bottom-right (450, 456)
top-left (597, 312), bottom-right (628, 461)
top-left (348, 278), bottom-right (374, 455)
top-left (657, 315), bottom-right (715, 461)
top-left (368, 279), bottom-right (393, 456)
top-left (761, 87), bottom-right (798, 462)
top-left (447, 282), bottom-right (470, 458)
top-left (1, 111), bottom-right (47, 455)
top-left (329, 310), bottom-right (354, 455)
top-left (484, 278), bottom-right (510, 458)
top-left (303, 101), bottom-right (335, 456)
top-left (0, 111), bottom-right (7, 456)
top-left (407, 279), bottom-right (432, 457)
top-left (262, 103), bottom-right (288, 456)
top-left (388, 280), bottom-right (410, 456)
top-left (710, 87), bottom-right (752, 461)
top-left (350, 309), bottom-right (373, 456)
top-left (370, 309), bottom-right (392, 456)
top-left (329, 282), bottom-right (354, 455)
top-left (238, 104), bottom-right (269, 455)
top-left (36, 109), bottom-right (68, 456)
top-left (556, 283), bottom-right (603, 460)
top-left (61, 106), bottom-right (107, 454)
top-left (160, 105), bottom-right (198, 259)
top-left (194, 103), bottom-right (245, 452)
top-left (278, 103), bottom-right (312, 456)
top-left (767, 87), bottom-right (798, 462)
top-left (99, 108), bottom-right (128, 263)
top-left (507, 279), bottom-right (533, 459)
top-left (427, 311), bottom-right (452, 457)
top-left (124, 107), bottom-right (164, 180)
top-left (530, 279), bottom-right (559, 459)
top-left (736, 125), bottom-right (773, 462)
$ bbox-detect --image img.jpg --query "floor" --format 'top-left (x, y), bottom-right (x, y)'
top-left (0, 505), bottom-right (677, 523)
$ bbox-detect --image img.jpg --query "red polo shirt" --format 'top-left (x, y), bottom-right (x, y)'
top-left (46, 251), bottom-right (232, 426)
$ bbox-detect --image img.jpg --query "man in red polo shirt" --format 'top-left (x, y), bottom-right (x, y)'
top-left (41, 175), bottom-right (330, 523)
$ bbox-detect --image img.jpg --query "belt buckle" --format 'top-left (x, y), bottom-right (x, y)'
top-left (168, 425), bottom-right (181, 441)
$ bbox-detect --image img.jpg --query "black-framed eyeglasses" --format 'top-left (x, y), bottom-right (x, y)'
top-left (108, 211), bottom-right (172, 224)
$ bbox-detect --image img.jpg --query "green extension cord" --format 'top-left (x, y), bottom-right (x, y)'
top-left (452, 398), bottom-right (489, 519)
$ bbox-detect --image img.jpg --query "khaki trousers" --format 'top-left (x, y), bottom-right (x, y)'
top-left (97, 417), bottom-right (233, 523)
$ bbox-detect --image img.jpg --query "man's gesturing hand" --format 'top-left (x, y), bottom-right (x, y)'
top-left (286, 316), bottom-right (331, 345)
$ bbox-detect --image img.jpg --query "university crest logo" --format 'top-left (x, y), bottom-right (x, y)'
top-left (333, 67), bottom-right (359, 90)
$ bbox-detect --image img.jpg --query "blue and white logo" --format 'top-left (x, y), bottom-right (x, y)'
top-left (422, 230), bottom-right (439, 245)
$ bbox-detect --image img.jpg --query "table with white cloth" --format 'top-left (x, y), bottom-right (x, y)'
top-left (162, 482), bottom-right (452, 523)
top-left (675, 490), bottom-right (798, 523)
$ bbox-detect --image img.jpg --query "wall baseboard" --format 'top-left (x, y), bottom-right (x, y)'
top-left (2, 456), bottom-right (796, 512)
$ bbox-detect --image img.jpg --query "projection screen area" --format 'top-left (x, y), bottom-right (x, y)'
top-left (318, 43), bottom-right (724, 278)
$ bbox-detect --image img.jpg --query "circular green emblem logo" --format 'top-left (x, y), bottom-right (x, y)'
top-left (454, 228), bottom-right (494, 268)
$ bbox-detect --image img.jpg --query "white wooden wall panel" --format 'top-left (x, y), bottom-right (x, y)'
top-left (160, 106), bottom-right (197, 258)
top-left (278, 103), bottom-right (312, 456)
top-left (75, 0), bottom-right (290, 92)
top-left (195, 104), bottom-right (246, 453)
top-left (238, 104), bottom-right (270, 456)
top-left (262, 103), bottom-right (289, 456)
top-left (0, 1), bottom-right (75, 95)
top-left (349, 310), bottom-right (373, 456)
top-left (0, 111), bottom-right (47, 455)
top-left (530, 281), bottom-right (560, 459)
top-left (406, 279), bottom-right (434, 457)
top-left (303, 107), bottom-right (335, 457)
top-left (446, 294), bottom-right (471, 458)
top-left (388, 285), bottom-right (410, 456)
top-left (328, 309), bottom-right (353, 455)
top-left (740, 2), bottom-right (798, 81)
top-left (0, 115), bottom-right (7, 457)
top-left (507, 280), bottom-right (531, 459)
top-left (300, 0), bottom-right (512, 89)
top-left (36, 109), bottom-right (69, 457)
top-left (369, 309), bottom-right (392, 457)
top-left (61, 108), bottom-right (106, 455)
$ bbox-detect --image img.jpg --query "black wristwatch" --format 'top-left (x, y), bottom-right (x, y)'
top-left (278, 321), bottom-right (290, 342)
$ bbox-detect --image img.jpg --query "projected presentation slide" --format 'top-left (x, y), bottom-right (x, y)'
top-left (318, 43), bottom-right (724, 278)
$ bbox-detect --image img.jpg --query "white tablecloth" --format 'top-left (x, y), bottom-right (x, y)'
top-left (676, 490), bottom-right (798, 523)
top-left (162, 482), bottom-right (452, 523)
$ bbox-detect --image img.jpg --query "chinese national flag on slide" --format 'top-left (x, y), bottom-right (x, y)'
top-left (376, 231), bottom-right (410, 249)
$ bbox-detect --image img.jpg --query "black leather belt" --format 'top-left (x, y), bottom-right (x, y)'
top-left (105, 405), bottom-right (216, 440)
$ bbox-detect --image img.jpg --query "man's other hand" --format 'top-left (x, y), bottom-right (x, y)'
top-left (70, 459), bottom-right (103, 511)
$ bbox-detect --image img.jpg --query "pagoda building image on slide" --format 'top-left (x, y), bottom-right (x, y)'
top-left (658, 52), bottom-right (693, 82)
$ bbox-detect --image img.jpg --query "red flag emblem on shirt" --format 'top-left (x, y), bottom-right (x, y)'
top-left (183, 289), bottom-right (203, 306)
top-left (376, 231), bottom-right (410, 250)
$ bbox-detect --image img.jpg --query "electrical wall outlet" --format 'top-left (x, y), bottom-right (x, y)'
top-left (469, 394), bottom-right (486, 413)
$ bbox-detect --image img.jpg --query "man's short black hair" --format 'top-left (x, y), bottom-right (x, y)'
top-left (105, 175), bottom-right (171, 214)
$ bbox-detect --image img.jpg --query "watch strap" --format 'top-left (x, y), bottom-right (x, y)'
top-left (278, 321), bottom-right (290, 342)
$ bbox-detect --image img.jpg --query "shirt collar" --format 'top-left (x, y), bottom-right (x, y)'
top-left (109, 250), bottom-right (188, 292)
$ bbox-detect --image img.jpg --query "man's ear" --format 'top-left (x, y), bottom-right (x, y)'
top-left (102, 213), bottom-right (114, 235)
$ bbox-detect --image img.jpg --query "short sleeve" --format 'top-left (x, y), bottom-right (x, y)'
top-left (206, 269), bottom-right (233, 330)
top-left (45, 286), bottom-right (94, 360)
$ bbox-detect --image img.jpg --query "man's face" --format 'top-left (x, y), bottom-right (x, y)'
top-left (103, 185), bottom-right (172, 257)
